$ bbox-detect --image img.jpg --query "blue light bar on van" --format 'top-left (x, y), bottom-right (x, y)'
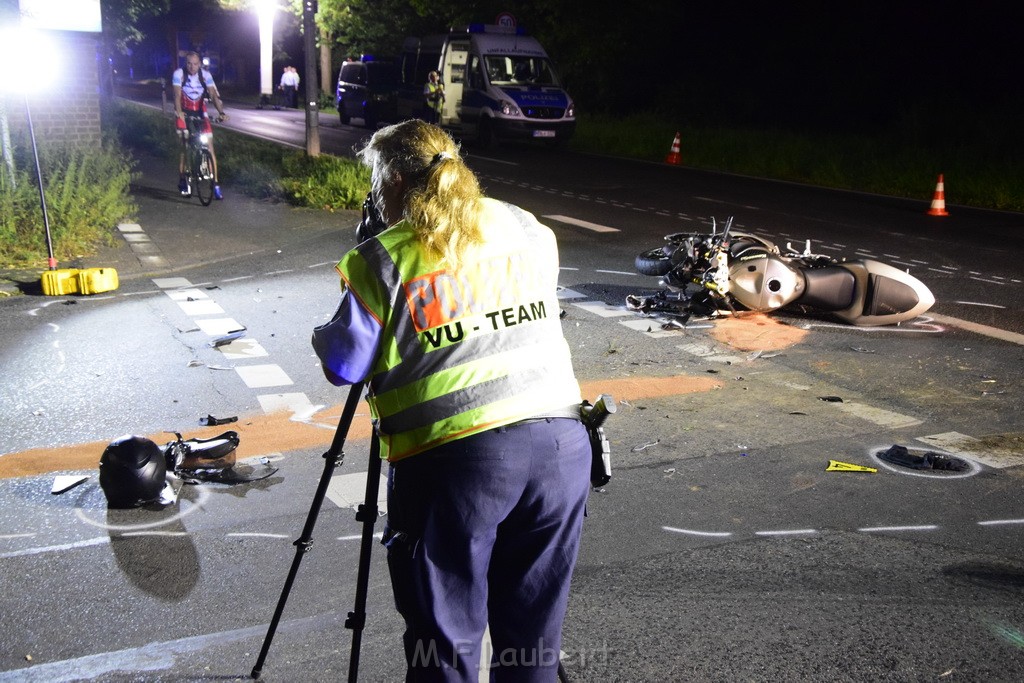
top-left (360, 54), bottom-right (376, 62)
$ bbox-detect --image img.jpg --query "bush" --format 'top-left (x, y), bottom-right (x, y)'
top-left (0, 137), bottom-right (137, 267)
top-left (279, 152), bottom-right (371, 211)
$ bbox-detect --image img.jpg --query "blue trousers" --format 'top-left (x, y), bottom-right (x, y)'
top-left (384, 417), bottom-right (591, 683)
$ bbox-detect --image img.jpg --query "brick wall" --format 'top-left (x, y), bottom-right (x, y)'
top-left (18, 32), bottom-right (102, 147)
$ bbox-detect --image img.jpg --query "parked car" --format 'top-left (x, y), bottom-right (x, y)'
top-left (336, 59), bottom-right (398, 128)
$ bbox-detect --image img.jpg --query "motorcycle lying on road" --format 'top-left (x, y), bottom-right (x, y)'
top-left (626, 217), bottom-right (935, 326)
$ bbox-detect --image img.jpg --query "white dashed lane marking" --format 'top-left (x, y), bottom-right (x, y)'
top-left (217, 339), bottom-right (268, 359)
top-left (151, 277), bottom-right (314, 427)
top-left (234, 364), bottom-right (293, 389)
top-left (118, 222), bottom-right (167, 268)
top-left (542, 214), bottom-right (620, 233)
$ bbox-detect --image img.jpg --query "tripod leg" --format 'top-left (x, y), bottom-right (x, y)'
top-left (345, 431), bottom-right (382, 683)
top-left (251, 382), bottom-right (365, 679)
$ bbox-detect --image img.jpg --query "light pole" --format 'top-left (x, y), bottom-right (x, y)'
top-left (0, 26), bottom-right (60, 270)
top-left (302, 0), bottom-right (319, 156)
top-left (256, 0), bottom-right (276, 108)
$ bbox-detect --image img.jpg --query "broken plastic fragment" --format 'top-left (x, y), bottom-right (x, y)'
top-left (818, 396), bottom-right (844, 402)
top-left (181, 461), bottom-right (279, 484)
top-left (212, 329), bottom-right (247, 347)
top-left (200, 414), bottom-right (238, 426)
top-left (51, 475), bottom-right (89, 494)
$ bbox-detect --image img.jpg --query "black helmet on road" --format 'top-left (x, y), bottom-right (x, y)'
top-left (99, 435), bottom-right (167, 508)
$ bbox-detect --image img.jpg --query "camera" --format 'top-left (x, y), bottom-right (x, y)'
top-left (356, 192), bottom-right (388, 242)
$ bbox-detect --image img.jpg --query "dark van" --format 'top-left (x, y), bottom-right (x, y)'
top-left (335, 59), bottom-right (398, 128)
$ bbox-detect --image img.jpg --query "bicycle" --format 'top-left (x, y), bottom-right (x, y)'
top-left (181, 114), bottom-right (221, 206)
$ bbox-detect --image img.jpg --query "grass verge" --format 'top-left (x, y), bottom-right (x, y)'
top-left (569, 107), bottom-right (1024, 213)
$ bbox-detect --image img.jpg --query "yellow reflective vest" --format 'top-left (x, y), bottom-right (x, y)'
top-left (424, 82), bottom-right (444, 112)
top-left (336, 199), bottom-right (581, 461)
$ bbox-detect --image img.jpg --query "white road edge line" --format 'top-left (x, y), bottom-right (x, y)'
top-left (662, 526), bottom-right (732, 538)
top-left (542, 215), bottom-right (620, 233)
top-left (929, 313), bottom-right (1024, 346)
top-left (978, 519), bottom-right (1024, 526)
top-left (858, 525), bottom-right (939, 532)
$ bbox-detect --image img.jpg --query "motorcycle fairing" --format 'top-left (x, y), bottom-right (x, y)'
top-left (728, 247), bottom-right (806, 311)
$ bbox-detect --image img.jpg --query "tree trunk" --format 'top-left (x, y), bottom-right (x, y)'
top-left (320, 27), bottom-right (333, 95)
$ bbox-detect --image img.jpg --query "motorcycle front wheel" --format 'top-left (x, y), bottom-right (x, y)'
top-left (635, 247), bottom-right (675, 276)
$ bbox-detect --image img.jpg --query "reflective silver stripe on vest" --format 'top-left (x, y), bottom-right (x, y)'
top-left (354, 238), bottom-right (404, 309)
top-left (378, 361), bottom-right (562, 435)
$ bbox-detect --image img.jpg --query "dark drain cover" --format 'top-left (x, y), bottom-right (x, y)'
top-left (877, 444), bottom-right (971, 472)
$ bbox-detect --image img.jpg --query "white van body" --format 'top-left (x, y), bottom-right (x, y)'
top-left (397, 24), bottom-right (576, 146)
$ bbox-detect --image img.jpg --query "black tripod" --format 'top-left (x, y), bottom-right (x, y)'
top-left (250, 381), bottom-right (575, 682)
top-left (250, 381), bottom-right (382, 682)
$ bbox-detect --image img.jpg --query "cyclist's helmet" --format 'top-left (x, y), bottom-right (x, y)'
top-left (99, 435), bottom-right (167, 508)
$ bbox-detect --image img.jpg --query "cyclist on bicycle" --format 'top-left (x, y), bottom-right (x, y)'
top-left (173, 51), bottom-right (227, 199)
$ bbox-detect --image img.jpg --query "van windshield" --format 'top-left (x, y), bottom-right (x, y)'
top-left (484, 56), bottom-right (560, 86)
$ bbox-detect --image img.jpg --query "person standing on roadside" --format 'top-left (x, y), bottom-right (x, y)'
top-left (283, 66), bottom-right (301, 108)
top-left (312, 119), bottom-right (591, 681)
top-left (423, 70), bottom-right (445, 124)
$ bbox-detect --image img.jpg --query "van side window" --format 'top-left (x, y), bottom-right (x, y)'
top-left (340, 64), bottom-right (359, 83)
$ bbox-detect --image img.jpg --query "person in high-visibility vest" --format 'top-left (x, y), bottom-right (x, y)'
top-left (423, 70), bottom-right (445, 124)
top-left (313, 119), bottom-right (590, 681)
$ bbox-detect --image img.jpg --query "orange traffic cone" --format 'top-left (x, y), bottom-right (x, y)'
top-left (664, 132), bottom-right (682, 165)
top-left (927, 174), bottom-right (949, 216)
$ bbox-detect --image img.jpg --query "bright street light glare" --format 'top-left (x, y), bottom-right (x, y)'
top-left (255, 0), bottom-right (276, 97)
top-left (0, 26), bottom-right (61, 93)
top-left (255, 0), bottom-right (277, 24)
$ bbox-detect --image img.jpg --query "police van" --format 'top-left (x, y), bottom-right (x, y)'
top-left (396, 24), bottom-right (576, 146)
top-left (336, 58), bottom-right (398, 128)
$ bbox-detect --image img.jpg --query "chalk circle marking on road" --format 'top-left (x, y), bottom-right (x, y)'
top-left (868, 444), bottom-right (982, 479)
top-left (73, 485), bottom-right (211, 531)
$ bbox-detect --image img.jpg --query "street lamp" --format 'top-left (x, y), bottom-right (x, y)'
top-left (0, 25), bottom-right (61, 270)
top-left (255, 0), bottom-right (276, 107)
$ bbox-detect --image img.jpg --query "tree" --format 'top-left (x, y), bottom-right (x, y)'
top-left (101, 0), bottom-right (170, 53)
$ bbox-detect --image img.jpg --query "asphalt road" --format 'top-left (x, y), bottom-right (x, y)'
top-left (1, 102), bottom-right (1023, 681)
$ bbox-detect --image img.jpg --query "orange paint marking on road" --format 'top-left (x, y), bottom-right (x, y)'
top-left (709, 312), bottom-right (808, 351)
top-left (0, 375), bottom-right (721, 479)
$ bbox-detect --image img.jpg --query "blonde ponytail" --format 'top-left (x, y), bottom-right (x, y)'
top-left (358, 120), bottom-right (483, 265)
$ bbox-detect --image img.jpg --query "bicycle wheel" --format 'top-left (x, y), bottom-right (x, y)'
top-left (195, 149), bottom-right (215, 206)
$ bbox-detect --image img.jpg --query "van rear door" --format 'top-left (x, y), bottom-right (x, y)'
top-left (440, 39), bottom-right (469, 127)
